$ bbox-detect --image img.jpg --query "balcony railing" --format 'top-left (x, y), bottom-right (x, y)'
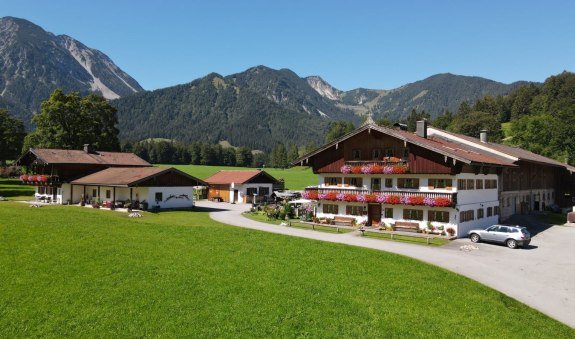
top-left (341, 160), bottom-right (409, 174)
top-left (303, 187), bottom-right (456, 207)
top-left (345, 158), bottom-right (408, 166)
top-left (19, 175), bottom-right (61, 186)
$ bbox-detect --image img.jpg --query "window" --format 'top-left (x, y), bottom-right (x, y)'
top-left (428, 210), bottom-right (449, 222)
top-left (487, 207), bottom-right (493, 217)
top-left (506, 197), bottom-right (510, 207)
top-left (258, 187), bottom-right (270, 196)
top-left (476, 179), bottom-right (483, 189)
top-left (460, 210), bottom-right (475, 222)
top-left (494, 206), bottom-right (500, 216)
top-left (346, 205), bottom-right (365, 216)
top-left (352, 149), bottom-right (361, 160)
top-left (477, 208), bottom-right (484, 219)
top-left (155, 192), bottom-right (163, 203)
top-left (428, 178), bottom-right (453, 189)
top-left (324, 177), bottom-right (342, 186)
top-left (403, 209), bottom-right (423, 220)
top-left (246, 187), bottom-right (258, 195)
top-left (385, 148), bottom-right (394, 157)
top-left (467, 179), bottom-right (475, 190)
top-left (384, 208), bottom-right (393, 218)
top-left (106, 190), bottom-right (111, 199)
top-left (372, 148), bottom-right (382, 160)
top-left (323, 204), bottom-right (338, 214)
top-left (385, 178), bottom-right (393, 188)
top-left (485, 179), bottom-right (498, 189)
top-left (371, 178), bottom-right (381, 191)
top-left (397, 178), bottom-right (420, 189)
top-left (458, 179), bottom-right (467, 190)
top-left (92, 189), bottom-right (97, 197)
top-left (344, 177), bottom-right (363, 187)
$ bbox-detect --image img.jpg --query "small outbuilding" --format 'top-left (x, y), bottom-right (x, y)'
top-left (204, 170), bottom-right (280, 203)
top-left (70, 167), bottom-right (206, 209)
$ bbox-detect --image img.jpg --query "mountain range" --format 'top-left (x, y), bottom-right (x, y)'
top-left (0, 16), bottom-right (143, 125)
top-left (1, 17), bottom-right (534, 151)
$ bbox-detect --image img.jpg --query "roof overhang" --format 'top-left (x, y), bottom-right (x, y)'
top-left (292, 124), bottom-right (474, 167)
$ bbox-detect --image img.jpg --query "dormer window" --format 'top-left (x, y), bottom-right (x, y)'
top-left (352, 149), bottom-right (361, 160)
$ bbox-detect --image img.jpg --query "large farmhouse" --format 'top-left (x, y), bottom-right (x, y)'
top-left (293, 120), bottom-right (575, 237)
top-left (17, 145), bottom-right (206, 209)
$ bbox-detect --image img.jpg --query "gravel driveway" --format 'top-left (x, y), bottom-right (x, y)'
top-left (196, 201), bottom-right (575, 328)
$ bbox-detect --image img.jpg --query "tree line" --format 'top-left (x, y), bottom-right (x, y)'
top-left (122, 139), bottom-right (310, 168)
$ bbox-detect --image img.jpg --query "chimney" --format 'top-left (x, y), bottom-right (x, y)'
top-left (416, 120), bottom-right (427, 138)
top-left (83, 144), bottom-right (93, 154)
top-left (480, 130), bottom-right (488, 143)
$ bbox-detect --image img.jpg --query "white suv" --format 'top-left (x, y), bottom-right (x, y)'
top-left (468, 225), bottom-right (531, 249)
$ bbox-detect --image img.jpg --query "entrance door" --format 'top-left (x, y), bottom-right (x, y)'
top-left (367, 204), bottom-right (382, 226)
top-left (233, 190), bottom-right (239, 203)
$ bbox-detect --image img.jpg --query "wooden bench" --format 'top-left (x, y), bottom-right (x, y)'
top-left (333, 216), bottom-right (355, 226)
top-left (393, 221), bottom-right (420, 233)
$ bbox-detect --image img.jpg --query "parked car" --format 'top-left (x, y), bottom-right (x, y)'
top-left (468, 225), bottom-right (531, 249)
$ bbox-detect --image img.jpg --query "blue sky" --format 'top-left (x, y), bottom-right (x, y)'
top-left (2, 0), bottom-right (574, 91)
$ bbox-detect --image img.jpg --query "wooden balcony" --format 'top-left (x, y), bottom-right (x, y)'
top-left (305, 187), bottom-right (457, 206)
top-left (345, 158), bottom-right (408, 167)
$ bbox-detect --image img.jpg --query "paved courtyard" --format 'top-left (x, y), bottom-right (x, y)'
top-left (196, 200), bottom-right (575, 328)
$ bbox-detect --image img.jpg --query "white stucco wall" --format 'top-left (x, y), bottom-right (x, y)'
top-left (314, 172), bottom-right (505, 237)
top-left (316, 201), bottom-right (457, 234)
top-left (229, 183), bottom-right (274, 203)
top-left (146, 186), bottom-right (194, 209)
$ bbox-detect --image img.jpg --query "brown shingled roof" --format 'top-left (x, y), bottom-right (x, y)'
top-left (28, 148), bottom-right (151, 166)
top-left (204, 170), bottom-right (278, 185)
top-left (292, 123), bottom-right (516, 167)
top-left (71, 167), bottom-right (206, 187)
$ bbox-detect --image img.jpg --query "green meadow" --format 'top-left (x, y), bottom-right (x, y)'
top-left (0, 196), bottom-right (573, 336)
top-left (158, 164), bottom-right (317, 190)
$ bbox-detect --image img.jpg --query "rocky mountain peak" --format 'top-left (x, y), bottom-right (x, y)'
top-left (305, 76), bottom-right (342, 101)
top-left (0, 16), bottom-right (143, 126)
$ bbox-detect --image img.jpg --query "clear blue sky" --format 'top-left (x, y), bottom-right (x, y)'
top-left (2, 0), bottom-right (574, 91)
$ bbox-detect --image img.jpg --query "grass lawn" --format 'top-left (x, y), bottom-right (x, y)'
top-left (0, 203), bottom-right (573, 337)
top-left (158, 164), bottom-right (316, 190)
top-left (362, 230), bottom-right (450, 246)
top-left (0, 178), bottom-right (35, 201)
top-left (242, 212), bottom-right (354, 234)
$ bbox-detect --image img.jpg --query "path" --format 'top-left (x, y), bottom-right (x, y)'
top-left (197, 201), bottom-right (575, 328)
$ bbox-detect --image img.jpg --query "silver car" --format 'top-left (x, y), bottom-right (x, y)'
top-left (468, 225), bottom-right (531, 249)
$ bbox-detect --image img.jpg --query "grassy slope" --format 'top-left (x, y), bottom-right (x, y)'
top-left (0, 179), bottom-right (35, 200)
top-left (159, 164), bottom-right (317, 190)
top-left (0, 202), bottom-right (573, 337)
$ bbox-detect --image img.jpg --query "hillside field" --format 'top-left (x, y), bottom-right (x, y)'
top-left (157, 164), bottom-right (317, 190)
top-left (0, 198), bottom-right (573, 337)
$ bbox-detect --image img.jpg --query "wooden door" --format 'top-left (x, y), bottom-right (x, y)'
top-left (233, 190), bottom-right (239, 203)
top-left (367, 204), bottom-right (382, 226)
